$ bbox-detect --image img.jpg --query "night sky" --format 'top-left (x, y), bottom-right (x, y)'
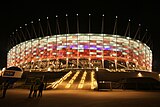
top-left (0, 2), bottom-right (160, 72)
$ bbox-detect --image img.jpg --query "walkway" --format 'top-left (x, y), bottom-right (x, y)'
top-left (1, 89), bottom-right (160, 107)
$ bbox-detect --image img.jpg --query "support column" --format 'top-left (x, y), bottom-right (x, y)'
top-left (66, 58), bottom-right (68, 68)
top-left (89, 58), bottom-right (91, 68)
top-left (77, 57), bottom-right (79, 68)
top-left (102, 58), bottom-right (104, 68)
top-left (115, 59), bottom-right (117, 71)
top-left (126, 60), bottom-right (129, 70)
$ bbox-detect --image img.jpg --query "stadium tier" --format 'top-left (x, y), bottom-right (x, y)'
top-left (7, 33), bottom-right (152, 72)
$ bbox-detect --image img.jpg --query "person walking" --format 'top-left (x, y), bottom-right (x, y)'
top-left (1, 82), bottom-right (9, 98)
top-left (32, 83), bottom-right (39, 98)
top-left (28, 83), bottom-right (34, 98)
top-left (38, 81), bottom-right (44, 97)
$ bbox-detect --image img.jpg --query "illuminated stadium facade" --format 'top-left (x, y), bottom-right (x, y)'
top-left (5, 15), bottom-right (160, 90)
top-left (7, 33), bottom-right (152, 72)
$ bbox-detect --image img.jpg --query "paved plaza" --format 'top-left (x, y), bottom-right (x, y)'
top-left (0, 89), bottom-right (160, 107)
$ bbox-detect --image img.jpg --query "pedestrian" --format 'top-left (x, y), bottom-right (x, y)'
top-left (38, 81), bottom-right (44, 97)
top-left (1, 82), bottom-right (9, 98)
top-left (32, 83), bottom-right (39, 98)
top-left (28, 83), bottom-right (34, 98)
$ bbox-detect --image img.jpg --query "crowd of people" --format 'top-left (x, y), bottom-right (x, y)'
top-left (28, 80), bottom-right (44, 98)
top-left (0, 79), bottom-right (44, 99)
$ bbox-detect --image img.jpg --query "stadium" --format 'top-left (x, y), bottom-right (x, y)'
top-left (4, 15), bottom-right (160, 90)
top-left (7, 33), bottom-right (152, 72)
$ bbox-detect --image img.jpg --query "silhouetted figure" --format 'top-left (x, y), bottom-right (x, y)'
top-left (1, 82), bottom-right (9, 98)
top-left (28, 83), bottom-right (34, 98)
top-left (32, 83), bottom-right (39, 98)
top-left (38, 81), bottom-right (44, 97)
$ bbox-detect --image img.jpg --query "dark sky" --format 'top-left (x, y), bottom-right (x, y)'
top-left (0, 2), bottom-right (160, 71)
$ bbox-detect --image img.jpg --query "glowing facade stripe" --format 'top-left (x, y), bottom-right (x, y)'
top-left (78, 71), bottom-right (87, 89)
top-left (46, 71), bottom-right (72, 89)
top-left (91, 71), bottom-right (97, 89)
top-left (65, 71), bottom-right (80, 88)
